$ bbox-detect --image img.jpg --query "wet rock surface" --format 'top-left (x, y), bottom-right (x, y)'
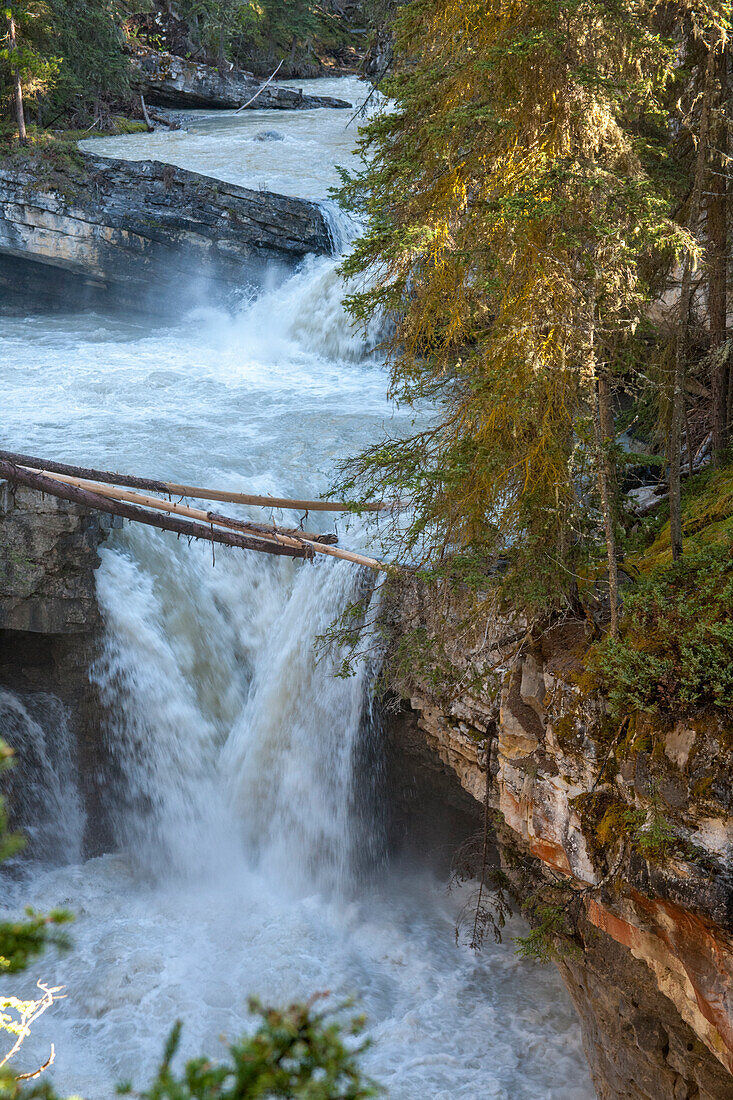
top-left (0, 152), bottom-right (332, 312)
top-left (0, 481), bottom-right (115, 635)
top-left (131, 49), bottom-right (352, 111)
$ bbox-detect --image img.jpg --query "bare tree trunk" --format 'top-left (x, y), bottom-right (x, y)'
top-left (0, 460), bottom-right (309, 559)
top-left (140, 95), bottom-right (154, 132)
top-left (594, 377), bottom-right (620, 637)
top-left (710, 45), bottom-right (729, 466)
top-left (588, 303), bottom-right (619, 637)
top-left (598, 369), bottom-right (617, 502)
top-left (670, 42), bottom-right (717, 560)
top-left (7, 13), bottom-right (27, 145)
top-left (0, 446), bottom-right (393, 512)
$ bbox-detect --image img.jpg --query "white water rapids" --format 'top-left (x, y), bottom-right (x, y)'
top-left (0, 79), bottom-right (594, 1097)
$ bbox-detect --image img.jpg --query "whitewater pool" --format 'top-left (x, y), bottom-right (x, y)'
top-left (0, 78), bottom-right (594, 1098)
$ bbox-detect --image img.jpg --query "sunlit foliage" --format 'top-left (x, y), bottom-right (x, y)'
top-left (337, 0), bottom-right (693, 619)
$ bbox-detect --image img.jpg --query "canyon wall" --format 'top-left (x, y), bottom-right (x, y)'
top-left (386, 579), bottom-right (733, 1100)
top-left (3, 489), bottom-right (733, 1097)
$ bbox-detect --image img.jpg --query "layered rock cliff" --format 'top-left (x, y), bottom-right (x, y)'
top-left (3, 484), bottom-right (732, 1096)
top-left (0, 152), bottom-right (332, 311)
top-left (385, 579), bottom-right (733, 1099)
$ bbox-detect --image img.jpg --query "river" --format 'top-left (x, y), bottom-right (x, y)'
top-left (0, 78), bottom-right (594, 1098)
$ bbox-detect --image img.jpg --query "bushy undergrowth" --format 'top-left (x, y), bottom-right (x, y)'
top-left (594, 535), bottom-right (733, 716)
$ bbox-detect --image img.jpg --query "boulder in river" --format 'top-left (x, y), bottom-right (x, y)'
top-left (130, 49), bottom-right (352, 111)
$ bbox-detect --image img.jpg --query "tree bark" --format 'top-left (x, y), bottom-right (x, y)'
top-left (18, 469), bottom-right (387, 567)
top-left (709, 45), bottom-right (729, 466)
top-left (140, 95), bottom-right (154, 132)
top-left (670, 42), bottom-right (717, 561)
top-left (593, 375), bottom-right (620, 637)
top-left (7, 13), bottom-right (27, 145)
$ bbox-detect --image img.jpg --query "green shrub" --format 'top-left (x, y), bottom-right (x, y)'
top-left (593, 541), bottom-right (733, 714)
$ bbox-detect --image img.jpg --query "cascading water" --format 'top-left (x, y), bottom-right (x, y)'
top-left (0, 690), bottom-right (84, 865)
top-left (0, 79), bottom-right (594, 1098)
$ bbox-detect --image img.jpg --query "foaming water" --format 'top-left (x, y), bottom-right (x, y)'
top-left (81, 76), bottom-right (372, 201)
top-left (0, 80), bottom-right (593, 1098)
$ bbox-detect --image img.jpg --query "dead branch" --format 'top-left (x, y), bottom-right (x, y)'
top-left (0, 461), bottom-right (309, 560)
top-left (235, 59), bottom-right (284, 113)
top-left (0, 981), bottom-right (63, 1078)
top-left (29, 472), bottom-right (387, 571)
top-left (140, 95), bottom-right (154, 131)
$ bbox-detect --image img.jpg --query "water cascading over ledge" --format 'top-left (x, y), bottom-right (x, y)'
top-left (0, 151), bottom-right (595, 1095)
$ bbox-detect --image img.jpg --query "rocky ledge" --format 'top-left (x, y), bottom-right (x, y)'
top-left (386, 580), bottom-right (733, 1100)
top-left (131, 49), bottom-right (352, 111)
top-left (0, 152), bottom-right (332, 311)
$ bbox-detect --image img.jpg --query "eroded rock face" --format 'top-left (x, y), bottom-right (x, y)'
top-left (0, 483), bottom-right (117, 854)
top-left (130, 49), bottom-right (352, 110)
top-left (0, 481), bottom-right (117, 634)
top-left (0, 153), bottom-right (332, 312)
top-left (386, 579), bottom-right (733, 1098)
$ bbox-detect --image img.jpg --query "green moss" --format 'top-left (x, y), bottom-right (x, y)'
top-left (552, 713), bottom-right (581, 751)
top-left (574, 786), bottom-right (686, 865)
top-left (691, 775), bottom-right (714, 799)
top-left (573, 789), bottom-right (629, 858)
top-left (74, 116), bottom-right (148, 136)
top-left (0, 116), bottom-right (146, 174)
top-left (633, 464), bottom-right (733, 574)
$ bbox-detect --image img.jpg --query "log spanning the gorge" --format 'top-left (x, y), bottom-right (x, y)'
top-left (0, 455), bottom-right (388, 571)
top-left (0, 450), bottom-right (397, 513)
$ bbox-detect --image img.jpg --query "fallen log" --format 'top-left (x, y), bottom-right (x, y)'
top-left (19, 470), bottom-right (386, 571)
top-left (0, 449), bottom-right (395, 513)
top-left (206, 511), bottom-right (337, 544)
top-left (0, 461), bottom-right (308, 560)
top-left (148, 108), bottom-right (181, 130)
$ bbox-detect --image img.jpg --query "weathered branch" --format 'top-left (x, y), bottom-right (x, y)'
top-left (235, 58), bottom-right (284, 113)
top-left (670, 40), bottom-right (718, 560)
top-left (24, 471), bottom-right (385, 568)
top-left (140, 94), bottom-right (154, 132)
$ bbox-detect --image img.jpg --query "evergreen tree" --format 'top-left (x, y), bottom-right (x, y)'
top-left (178, 0), bottom-right (323, 75)
top-left (339, 0), bottom-right (683, 626)
top-left (1, 3), bottom-right (58, 140)
top-left (43, 0), bottom-right (131, 126)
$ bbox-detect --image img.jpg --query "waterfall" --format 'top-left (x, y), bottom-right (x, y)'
top-left (87, 518), bottom-right (382, 894)
top-left (0, 690), bottom-right (84, 865)
top-left (0, 78), bottom-right (593, 1097)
